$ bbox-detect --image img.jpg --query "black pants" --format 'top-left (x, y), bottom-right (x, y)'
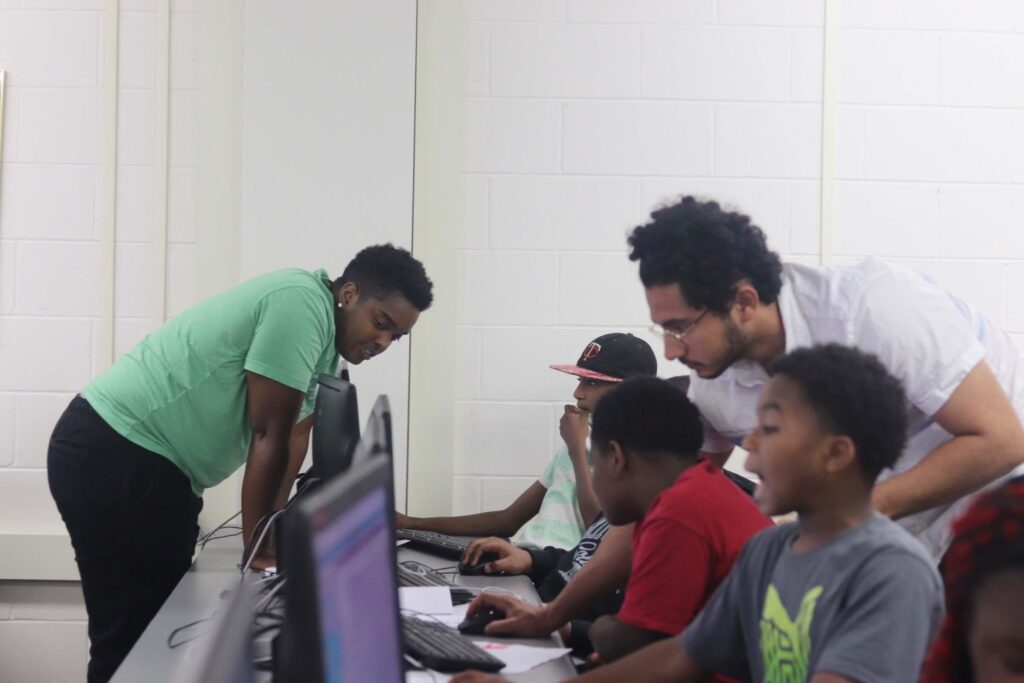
top-left (47, 396), bottom-right (203, 683)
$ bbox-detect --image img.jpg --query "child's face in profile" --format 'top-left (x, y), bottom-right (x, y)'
top-left (589, 441), bottom-right (631, 526)
top-left (742, 375), bottom-right (832, 517)
top-left (573, 378), bottom-right (616, 413)
top-left (969, 567), bottom-right (1024, 683)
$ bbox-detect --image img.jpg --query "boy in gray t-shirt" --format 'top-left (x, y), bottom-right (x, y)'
top-left (682, 512), bottom-right (941, 682)
top-left (451, 344), bottom-right (944, 683)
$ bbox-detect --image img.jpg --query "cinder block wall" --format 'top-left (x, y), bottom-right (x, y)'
top-left (0, 2), bottom-right (199, 680)
top-left (451, 0), bottom-right (1024, 513)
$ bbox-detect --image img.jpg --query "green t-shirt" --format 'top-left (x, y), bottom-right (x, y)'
top-left (511, 444), bottom-right (589, 551)
top-left (84, 268), bottom-right (340, 495)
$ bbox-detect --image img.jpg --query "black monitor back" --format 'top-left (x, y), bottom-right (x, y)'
top-left (307, 374), bottom-right (360, 490)
top-left (276, 396), bottom-right (396, 683)
top-left (350, 395), bottom-right (392, 470)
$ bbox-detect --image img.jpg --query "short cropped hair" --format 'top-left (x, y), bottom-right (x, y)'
top-left (628, 196), bottom-right (783, 314)
top-left (591, 376), bottom-right (703, 460)
top-left (769, 344), bottom-right (907, 483)
top-left (337, 244), bottom-right (434, 311)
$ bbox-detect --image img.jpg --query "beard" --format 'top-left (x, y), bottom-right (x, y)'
top-left (698, 316), bottom-right (749, 380)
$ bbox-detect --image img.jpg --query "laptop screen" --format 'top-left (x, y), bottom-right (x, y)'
top-left (311, 485), bottom-right (402, 682)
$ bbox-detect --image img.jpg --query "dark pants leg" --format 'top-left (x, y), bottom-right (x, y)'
top-left (47, 396), bottom-right (203, 683)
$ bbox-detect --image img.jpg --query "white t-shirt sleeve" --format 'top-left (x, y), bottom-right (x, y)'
top-left (699, 415), bottom-right (735, 454)
top-left (852, 269), bottom-right (986, 417)
top-left (688, 377), bottom-right (737, 454)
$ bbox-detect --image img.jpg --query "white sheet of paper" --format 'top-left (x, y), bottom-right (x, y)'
top-left (398, 586), bottom-right (453, 616)
top-left (409, 602), bottom-right (469, 629)
top-left (475, 643), bottom-right (572, 674)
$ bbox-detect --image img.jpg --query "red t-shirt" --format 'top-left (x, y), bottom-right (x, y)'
top-left (618, 460), bottom-right (771, 638)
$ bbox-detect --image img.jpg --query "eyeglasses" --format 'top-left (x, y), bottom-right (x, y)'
top-left (648, 309), bottom-right (710, 345)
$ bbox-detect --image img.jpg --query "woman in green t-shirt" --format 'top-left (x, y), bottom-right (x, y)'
top-left (47, 244), bottom-right (432, 683)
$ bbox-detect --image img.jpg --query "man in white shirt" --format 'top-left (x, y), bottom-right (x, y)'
top-left (628, 195), bottom-right (1024, 556)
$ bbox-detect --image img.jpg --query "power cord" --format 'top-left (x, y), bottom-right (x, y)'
top-left (196, 510), bottom-right (242, 550)
top-left (239, 509), bottom-right (286, 576)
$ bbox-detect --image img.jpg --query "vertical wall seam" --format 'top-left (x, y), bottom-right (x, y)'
top-left (153, 0), bottom-right (170, 328)
top-left (405, 0), bottom-right (421, 514)
top-left (818, 0), bottom-right (839, 267)
top-left (97, 0), bottom-right (119, 373)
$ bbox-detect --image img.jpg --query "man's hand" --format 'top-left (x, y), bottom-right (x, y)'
top-left (460, 538), bottom-right (533, 575)
top-left (559, 405), bottom-right (589, 456)
top-left (462, 592), bottom-right (558, 638)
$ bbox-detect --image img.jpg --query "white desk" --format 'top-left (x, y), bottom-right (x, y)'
top-left (110, 537), bottom-right (576, 682)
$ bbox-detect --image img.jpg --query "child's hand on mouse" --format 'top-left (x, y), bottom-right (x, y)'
top-left (463, 593), bottom-right (555, 638)
top-left (460, 537), bottom-right (532, 575)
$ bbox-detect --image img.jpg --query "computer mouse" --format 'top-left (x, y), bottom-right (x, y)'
top-left (458, 552), bottom-right (502, 576)
top-left (457, 608), bottom-right (507, 636)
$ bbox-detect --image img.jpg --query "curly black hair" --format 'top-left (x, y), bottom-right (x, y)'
top-left (922, 476), bottom-right (1024, 683)
top-left (591, 376), bottom-right (703, 460)
top-left (769, 344), bottom-right (908, 484)
top-left (337, 244), bottom-right (434, 311)
top-left (627, 196), bottom-right (783, 313)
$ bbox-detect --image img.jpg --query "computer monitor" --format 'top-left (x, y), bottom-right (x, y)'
top-left (303, 374), bottom-right (361, 493)
top-left (276, 404), bottom-right (402, 683)
top-left (350, 395), bottom-right (392, 470)
top-left (176, 580), bottom-right (257, 683)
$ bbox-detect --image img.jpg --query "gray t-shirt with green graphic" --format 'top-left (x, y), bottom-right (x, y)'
top-left (681, 512), bottom-right (943, 683)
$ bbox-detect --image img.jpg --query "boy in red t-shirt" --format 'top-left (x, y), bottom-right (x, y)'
top-left (586, 376), bottom-right (771, 664)
top-left (459, 376), bottom-right (770, 666)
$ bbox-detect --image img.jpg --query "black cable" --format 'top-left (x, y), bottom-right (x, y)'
top-left (196, 511), bottom-right (242, 547)
top-left (166, 614), bottom-right (216, 649)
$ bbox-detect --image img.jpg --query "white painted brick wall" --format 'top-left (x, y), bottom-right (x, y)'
top-left (562, 101), bottom-right (715, 176)
top-left (0, 3), bottom-right (199, 678)
top-left (0, 396), bottom-right (13, 467)
top-left (18, 89), bottom-right (102, 164)
top-left (0, 165), bottom-right (98, 240)
top-left (14, 393), bottom-right (76, 468)
top-left (454, 0), bottom-right (1024, 515)
top-left (715, 103), bottom-right (822, 178)
top-left (836, 31), bottom-right (940, 106)
top-left (565, 0), bottom-right (714, 24)
top-left (454, 402), bottom-right (555, 477)
top-left (490, 24), bottom-right (642, 99)
top-left (16, 241), bottom-right (102, 316)
top-left (0, 11), bottom-right (98, 87)
top-left (480, 327), bottom-right (598, 402)
top-left (465, 99), bottom-right (561, 173)
top-left (937, 186), bottom-right (1024, 259)
top-left (641, 26), bottom-right (792, 101)
top-left (489, 176), bottom-right (642, 252)
top-left (458, 250), bottom-right (560, 325)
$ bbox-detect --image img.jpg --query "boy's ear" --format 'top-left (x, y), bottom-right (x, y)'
top-left (607, 440), bottom-right (628, 478)
top-left (822, 435), bottom-right (857, 476)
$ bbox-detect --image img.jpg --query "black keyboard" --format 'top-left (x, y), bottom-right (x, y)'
top-left (397, 565), bottom-right (476, 605)
top-left (401, 616), bottom-right (506, 673)
top-left (397, 565), bottom-right (449, 588)
top-left (396, 530), bottom-right (477, 558)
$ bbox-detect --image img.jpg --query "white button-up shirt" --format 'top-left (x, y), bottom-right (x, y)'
top-left (689, 258), bottom-right (1024, 557)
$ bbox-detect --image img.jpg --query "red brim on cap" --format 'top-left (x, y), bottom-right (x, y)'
top-left (549, 364), bottom-right (623, 383)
